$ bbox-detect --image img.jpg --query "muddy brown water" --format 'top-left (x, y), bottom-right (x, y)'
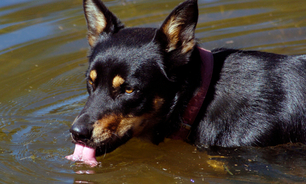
top-left (1, 0), bottom-right (306, 183)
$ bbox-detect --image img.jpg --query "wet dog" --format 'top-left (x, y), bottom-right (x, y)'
top-left (66, 0), bottom-right (306, 166)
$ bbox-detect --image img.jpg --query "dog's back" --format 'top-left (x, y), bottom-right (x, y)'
top-left (195, 48), bottom-right (306, 147)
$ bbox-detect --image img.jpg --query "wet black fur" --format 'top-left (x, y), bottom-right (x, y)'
top-left (70, 0), bottom-right (306, 155)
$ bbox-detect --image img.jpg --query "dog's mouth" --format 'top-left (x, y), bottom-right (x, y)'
top-left (65, 102), bottom-right (162, 166)
top-left (65, 143), bottom-right (98, 167)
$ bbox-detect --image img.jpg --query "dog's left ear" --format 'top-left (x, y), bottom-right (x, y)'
top-left (83, 0), bottom-right (124, 47)
top-left (159, 0), bottom-right (198, 56)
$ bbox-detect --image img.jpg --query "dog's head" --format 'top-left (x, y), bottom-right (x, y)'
top-left (69, 0), bottom-right (199, 155)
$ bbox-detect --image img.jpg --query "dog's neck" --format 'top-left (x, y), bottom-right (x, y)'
top-left (170, 47), bottom-right (214, 141)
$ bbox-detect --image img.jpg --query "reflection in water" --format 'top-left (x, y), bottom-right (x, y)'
top-left (203, 143), bottom-right (306, 182)
top-left (75, 170), bottom-right (96, 175)
top-left (0, 0), bottom-right (306, 183)
top-left (0, 22), bottom-right (53, 52)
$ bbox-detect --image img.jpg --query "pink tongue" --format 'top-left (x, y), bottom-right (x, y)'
top-left (65, 144), bottom-right (98, 167)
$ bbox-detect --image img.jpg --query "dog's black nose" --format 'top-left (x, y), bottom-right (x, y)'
top-left (70, 114), bottom-right (93, 141)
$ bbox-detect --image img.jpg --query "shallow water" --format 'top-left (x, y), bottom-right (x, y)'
top-left (1, 0), bottom-right (306, 183)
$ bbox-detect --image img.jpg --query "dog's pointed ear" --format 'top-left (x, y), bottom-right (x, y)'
top-left (159, 0), bottom-right (198, 55)
top-left (83, 0), bottom-right (124, 47)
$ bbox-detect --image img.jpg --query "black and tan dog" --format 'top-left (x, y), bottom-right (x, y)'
top-left (66, 0), bottom-right (306, 166)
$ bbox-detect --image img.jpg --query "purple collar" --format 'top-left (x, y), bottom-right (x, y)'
top-left (170, 47), bottom-right (214, 140)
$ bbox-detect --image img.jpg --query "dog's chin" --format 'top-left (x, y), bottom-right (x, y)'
top-left (95, 137), bottom-right (131, 156)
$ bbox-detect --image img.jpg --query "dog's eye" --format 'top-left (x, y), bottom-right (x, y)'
top-left (125, 87), bottom-right (134, 94)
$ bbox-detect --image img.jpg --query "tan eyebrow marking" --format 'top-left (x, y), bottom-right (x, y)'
top-left (90, 70), bottom-right (97, 82)
top-left (112, 75), bottom-right (125, 88)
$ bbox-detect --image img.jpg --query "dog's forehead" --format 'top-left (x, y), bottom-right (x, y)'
top-left (91, 45), bottom-right (160, 67)
top-left (96, 27), bottom-right (157, 49)
top-left (89, 49), bottom-right (163, 84)
top-left (87, 27), bottom-right (165, 83)
top-left (90, 29), bottom-right (162, 67)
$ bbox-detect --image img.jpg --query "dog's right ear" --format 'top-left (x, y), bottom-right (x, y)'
top-left (83, 0), bottom-right (124, 47)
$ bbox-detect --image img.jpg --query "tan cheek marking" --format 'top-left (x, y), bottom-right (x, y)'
top-left (92, 114), bottom-right (148, 142)
top-left (92, 104), bottom-right (162, 142)
top-left (112, 75), bottom-right (125, 88)
top-left (92, 115), bottom-right (121, 143)
top-left (117, 114), bottom-right (151, 137)
top-left (90, 70), bottom-right (97, 82)
top-left (116, 98), bottom-right (165, 137)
